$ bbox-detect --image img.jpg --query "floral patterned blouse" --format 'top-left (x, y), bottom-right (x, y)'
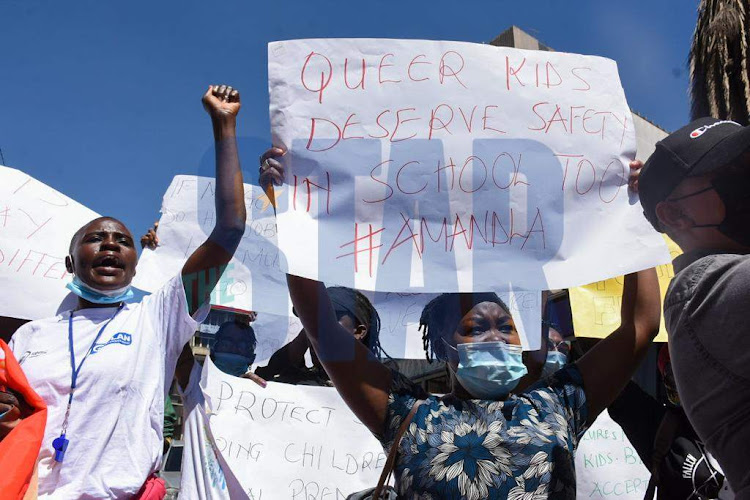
top-left (378, 366), bottom-right (589, 499)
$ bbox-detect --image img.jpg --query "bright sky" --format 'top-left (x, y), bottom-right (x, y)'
top-left (0, 0), bottom-right (698, 245)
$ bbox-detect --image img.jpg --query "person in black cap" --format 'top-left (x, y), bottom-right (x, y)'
top-left (638, 116), bottom-right (750, 495)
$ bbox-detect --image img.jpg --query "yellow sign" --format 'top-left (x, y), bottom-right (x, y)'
top-left (568, 235), bottom-right (682, 342)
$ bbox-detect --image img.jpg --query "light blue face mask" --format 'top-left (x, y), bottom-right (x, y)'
top-left (541, 351), bottom-right (568, 378)
top-left (213, 352), bottom-right (254, 377)
top-left (445, 340), bottom-right (528, 400)
top-left (66, 276), bottom-right (134, 305)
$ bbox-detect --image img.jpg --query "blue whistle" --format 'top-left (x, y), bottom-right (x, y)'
top-left (53, 434), bottom-right (69, 463)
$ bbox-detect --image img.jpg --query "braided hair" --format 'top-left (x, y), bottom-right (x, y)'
top-left (420, 292), bottom-right (512, 362)
top-left (327, 286), bottom-right (386, 360)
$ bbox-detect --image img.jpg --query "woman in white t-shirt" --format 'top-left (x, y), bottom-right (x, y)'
top-left (0, 84), bottom-right (247, 499)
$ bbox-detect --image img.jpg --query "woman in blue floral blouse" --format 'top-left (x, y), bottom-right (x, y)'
top-left (261, 151), bottom-right (661, 499)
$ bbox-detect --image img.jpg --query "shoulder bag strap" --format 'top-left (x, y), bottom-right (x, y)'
top-left (372, 399), bottom-right (424, 499)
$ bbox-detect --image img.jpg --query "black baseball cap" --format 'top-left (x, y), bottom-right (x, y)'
top-left (639, 117), bottom-right (750, 230)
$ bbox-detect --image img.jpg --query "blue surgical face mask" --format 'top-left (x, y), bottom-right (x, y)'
top-left (541, 351), bottom-right (568, 378)
top-left (213, 352), bottom-right (253, 377)
top-left (445, 340), bottom-right (528, 400)
top-left (66, 276), bottom-right (134, 305)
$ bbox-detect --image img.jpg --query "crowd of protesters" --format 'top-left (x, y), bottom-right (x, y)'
top-left (1, 51), bottom-right (750, 500)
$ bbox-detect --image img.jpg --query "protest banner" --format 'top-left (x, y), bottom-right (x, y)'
top-left (568, 235), bottom-right (682, 342)
top-left (133, 175), bottom-right (290, 315)
top-left (575, 410), bottom-right (650, 499)
top-left (0, 166), bottom-right (99, 320)
top-left (137, 175), bottom-right (544, 351)
top-left (268, 39), bottom-right (670, 293)
top-left (201, 356), bottom-right (388, 499)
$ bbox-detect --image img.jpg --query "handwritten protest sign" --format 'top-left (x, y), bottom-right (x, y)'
top-left (137, 175), bottom-right (544, 351)
top-left (0, 166), bottom-right (99, 320)
top-left (201, 356), bottom-right (388, 499)
top-left (268, 39), bottom-right (670, 292)
top-left (576, 410), bottom-right (650, 499)
top-left (569, 235), bottom-right (682, 342)
top-left (133, 175), bottom-right (290, 315)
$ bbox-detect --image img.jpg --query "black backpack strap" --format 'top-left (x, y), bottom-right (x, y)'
top-left (644, 410), bottom-right (682, 500)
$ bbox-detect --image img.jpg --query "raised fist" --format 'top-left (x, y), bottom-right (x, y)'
top-left (202, 84), bottom-right (241, 122)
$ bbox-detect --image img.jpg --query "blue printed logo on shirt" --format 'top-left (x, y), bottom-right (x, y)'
top-left (91, 332), bottom-right (132, 354)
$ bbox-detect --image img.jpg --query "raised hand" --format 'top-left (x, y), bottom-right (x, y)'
top-left (139, 221), bottom-right (159, 250)
top-left (181, 84), bottom-right (246, 314)
top-left (629, 160), bottom-right (642, 194)
top-left (202, 84), bottom-right (241, 123)
top-left (259, 147), bottom-right (285, 192)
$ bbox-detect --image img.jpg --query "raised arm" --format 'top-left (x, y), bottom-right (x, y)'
top-left (576, 267), bottom-right (660, 423)
top-left (259, 147), bottom-right (393, 435)
top-left (254, 329), bottom-right (309, 379)
top-left (576, 160), bottom-right (662, 423)
top-left (286, 275), bottom-right (392, 435)
top-left (182, 85), bottom-right (246, 314)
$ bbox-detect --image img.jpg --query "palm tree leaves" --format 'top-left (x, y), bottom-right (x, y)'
top-left (690, 0), bottom-right (750, 123)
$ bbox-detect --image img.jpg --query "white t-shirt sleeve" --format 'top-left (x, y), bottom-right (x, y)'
top-left (142, 273), bottom-right (210, 360)
top-left (8, 322), bottom-right (32, 358)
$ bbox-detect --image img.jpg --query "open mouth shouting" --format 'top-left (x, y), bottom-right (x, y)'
top-left (92, 254), bottom-right (126, 276)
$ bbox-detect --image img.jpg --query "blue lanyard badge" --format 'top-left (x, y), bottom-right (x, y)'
top-left (53, 303), bottom-right (124, 463)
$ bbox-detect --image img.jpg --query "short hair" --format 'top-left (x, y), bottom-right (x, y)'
top-left (419, 292), bottom-right (511, 362)
top-left (327, 286), bottom-right (384, 359)
top-left (69, 216), bottom-right (129, 254)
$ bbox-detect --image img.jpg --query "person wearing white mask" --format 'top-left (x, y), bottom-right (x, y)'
top-left (174, 317), bottom-right (266, 500)
top-left (260, 148), bottom-right (663, 498)
top-left (211, 313), bottom-right (258, 376)
top-left (540, 323), bottom-right (571, 379)
top-left (2, 84), bottom-right (247, 499)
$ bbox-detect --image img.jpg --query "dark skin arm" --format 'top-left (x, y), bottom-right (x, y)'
top-left (175, 344), bottom-right (195, 391)
top-left (576, 160), bottom-right (662, 425)
top-left (287, 275), bottom-right (392, 435)
top-left (576, 269), bottom-right (660, 424)
top-left (254, 329), bottom-right (309, 379)
top-left (260, 148), bottom-right (392, 434)
top-left (182, 85), bottom-right (246, 315)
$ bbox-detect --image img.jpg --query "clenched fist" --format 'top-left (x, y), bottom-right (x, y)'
top-left (202, 84), bottom-right (241, 123)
